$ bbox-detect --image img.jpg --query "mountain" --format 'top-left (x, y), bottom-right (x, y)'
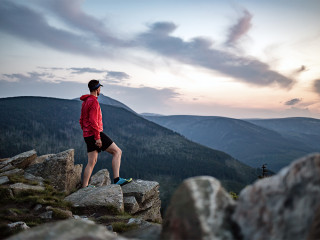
top-left (74, 94), bottom-right (136, 114)
top-left (245, 117), bottom-right (320, 151)
top-left (0, 96), bottom-right (259, 210)
top-left (144, 115), bottom-right (315, 171)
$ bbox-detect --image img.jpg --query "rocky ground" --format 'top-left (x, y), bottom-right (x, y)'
top-left (0, 149), bottom-right (162, 240)
top-left (1, 149), bottom-right (319, 240)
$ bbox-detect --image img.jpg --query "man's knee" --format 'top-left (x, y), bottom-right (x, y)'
top-left (114, 147), bottom-right (122, 157)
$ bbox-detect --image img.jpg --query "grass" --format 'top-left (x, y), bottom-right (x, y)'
top-left (8, 174), bottom-right (39, 186)
top-left (111, 222), bottom-right (139, 233)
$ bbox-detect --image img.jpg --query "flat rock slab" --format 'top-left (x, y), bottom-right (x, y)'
top-left (0, 176), bottom-right (10, 185)
top-left (6, 219), bottom-right (130, 240)
top-left (1, 150), bottom-right (37, 169)
top-left (122, 179), bottom-right (159, 203)
top-left (233, 153), bottom-right (320, 240)
top-left (9, 183), bottom-right (45, 195)
top-left (64, 185), bottom-right (124, 214)
top-left (0, 168), bottom-right (24, 177)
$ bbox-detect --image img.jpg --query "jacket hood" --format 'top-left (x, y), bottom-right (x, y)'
top-left (80, 95), bottom-right (97, 101)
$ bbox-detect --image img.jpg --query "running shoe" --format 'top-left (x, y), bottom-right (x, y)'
top-left (116, 177), bottom-right (132, 186)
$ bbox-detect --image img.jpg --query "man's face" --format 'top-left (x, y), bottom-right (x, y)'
top-left (97, 87), bottom-right (101, 96)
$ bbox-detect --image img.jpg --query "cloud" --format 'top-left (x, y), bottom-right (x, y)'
top-left (0, 0), bottom-right (113, 57)
top-left (314, 79), bottom-right (320, 96)
top-left (105, 71), bottom-right (130, 83)
top-left (285, 98), bottom-right (301, 106)
top-left (36, 0), bottom-right (127, 47)
top-left (68, 68), bottom-right (107, 74)
top-left (138, 22), bottom-right (294, 88)
top-left (226, 9), bottom-right (253, 47)
top-left (2, 72), bottom-right (58, 83)
top-left (0, 1), bottom-right (294, 89)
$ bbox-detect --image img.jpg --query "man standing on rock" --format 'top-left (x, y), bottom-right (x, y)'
top-left (79, 79), bottom-right (132, 188)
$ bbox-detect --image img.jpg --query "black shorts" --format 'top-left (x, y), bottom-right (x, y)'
top-left (84, 132), bottom-right (113, 153)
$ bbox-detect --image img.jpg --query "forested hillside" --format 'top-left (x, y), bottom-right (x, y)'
top-left (0, 97), bottom-right (259, 210)
top-left (144, 115), bottom-right (316, 171)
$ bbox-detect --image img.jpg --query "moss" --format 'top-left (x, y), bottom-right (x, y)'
top-left (112, 222), bottom-right (139, 233)
top-left (51, 208), bottom-right (71, 220)
top-left (8, 174), bottom-right (39, 186)
top-left (229, 191), bottom-right (239, 200)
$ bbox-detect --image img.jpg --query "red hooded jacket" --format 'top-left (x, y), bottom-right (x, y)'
top-left (79, 95), bottom-right (103, 140)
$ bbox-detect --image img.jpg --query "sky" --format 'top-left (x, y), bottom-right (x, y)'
top-left (1, 0), bottom-right (320, 118)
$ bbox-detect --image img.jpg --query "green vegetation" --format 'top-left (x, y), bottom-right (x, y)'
top-left (229, 191), bottom-right (239, 200)
top-left (112, 222), bottom-right (139, 233)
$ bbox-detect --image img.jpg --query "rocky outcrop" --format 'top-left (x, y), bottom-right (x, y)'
top-left (90, 169), bottom-right (111, 187)
top-left (25, 149), bottom-right (82, 194)
top-left (6, 219), bottom-right (130, 240)
top-left (0, 150), bottom-right (37, 170)
top-left (232, 153), bottom-right (320, 240)
top-left (122, 180), bottom-right (162, 222)
top-left (161, 176), bottom-right (237, 240)
top-left (65, 185), bottom-right (124, 214)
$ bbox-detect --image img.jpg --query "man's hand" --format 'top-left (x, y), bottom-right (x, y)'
top-left (95, 139), bottom-right (102, 148)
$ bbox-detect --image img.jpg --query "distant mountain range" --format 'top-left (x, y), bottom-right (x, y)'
top-left (0, 96), bottom-right (259, 210)
top-left (144, 115), bottom-right (320, 171)
top-left (74, 94), bottom-right (136, 114)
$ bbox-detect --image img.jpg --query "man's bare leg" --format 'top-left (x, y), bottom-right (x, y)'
top-left (82, 150), bottom-right (98, 188)
top-left (106, 143), bottom-right (122, 179)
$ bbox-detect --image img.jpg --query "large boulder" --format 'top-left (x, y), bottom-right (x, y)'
top-left (6, 219), bottom-right (130, 240)
top-left (161, 176), bottom-right (237, 240)
top-left (122, 180), bottom-right (162, 222)
top-left (90, 169), bottom-right (111, 187)
top-left (25, 149), bottom-right (82, 194)
top-left (0, 150), bottom-right (37, 170)
top-left (64, 185), bottom-right (124, 214)
top-left (233, 153), bottom-right (320, 240)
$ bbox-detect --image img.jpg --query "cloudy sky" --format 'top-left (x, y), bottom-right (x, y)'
top-left (1, 0), bottom-right (320, 118)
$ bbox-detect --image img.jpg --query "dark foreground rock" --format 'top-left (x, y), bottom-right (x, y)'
top-left (233, 153), bottom-right (320, 240)
top-left (6, 219), bottom-right (130, 240)
top-left (161, 176), bottom-right (237, 240)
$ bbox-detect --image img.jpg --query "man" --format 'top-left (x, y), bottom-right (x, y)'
top-left (79, 79), bottom-right (132, 188)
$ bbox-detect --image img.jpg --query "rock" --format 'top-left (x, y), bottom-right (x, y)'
top-left (64, 185), bottom-right (124, 214)
top-left (90, 169), bottom-right (111, 187)
top-left (122, 180), bottom-right (162, 222)
top-left (30, 154), bottom-right (55, 166)
top-left (161, 176), bottom-right (237, 240)
top-left (25, 149), bottom-right (82, 194)
top-left (46, 206), bottom-right (73, 219)
top-left (1, 150), bottom-right (37, 169)
top-left (33, 204), bottom-right (42, 211)
top-left (122, 179), bottom-right (159, 203)
top-left (233, 153), bottom-right (320, 240)
top-left (0, 163), bottom-right (15, 173)
top-left (39, 211), bottom-right (53, 219)
top-left (124, 196), bottom-right (139, 214)
top-left (5, 219), bottom-right (130, 240)
top-left (0, 176), bottom-right (10, 185)
top-left (0, 168), bottom-right (24, 177)
top-left (9, 183), bottom-right (45, 195)
top-left (7, 221), bottom-right (30, 231)
top-left (23, 172), bottom-right (44, 186)
top-left (123, 218), bottom-right (162, 240)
